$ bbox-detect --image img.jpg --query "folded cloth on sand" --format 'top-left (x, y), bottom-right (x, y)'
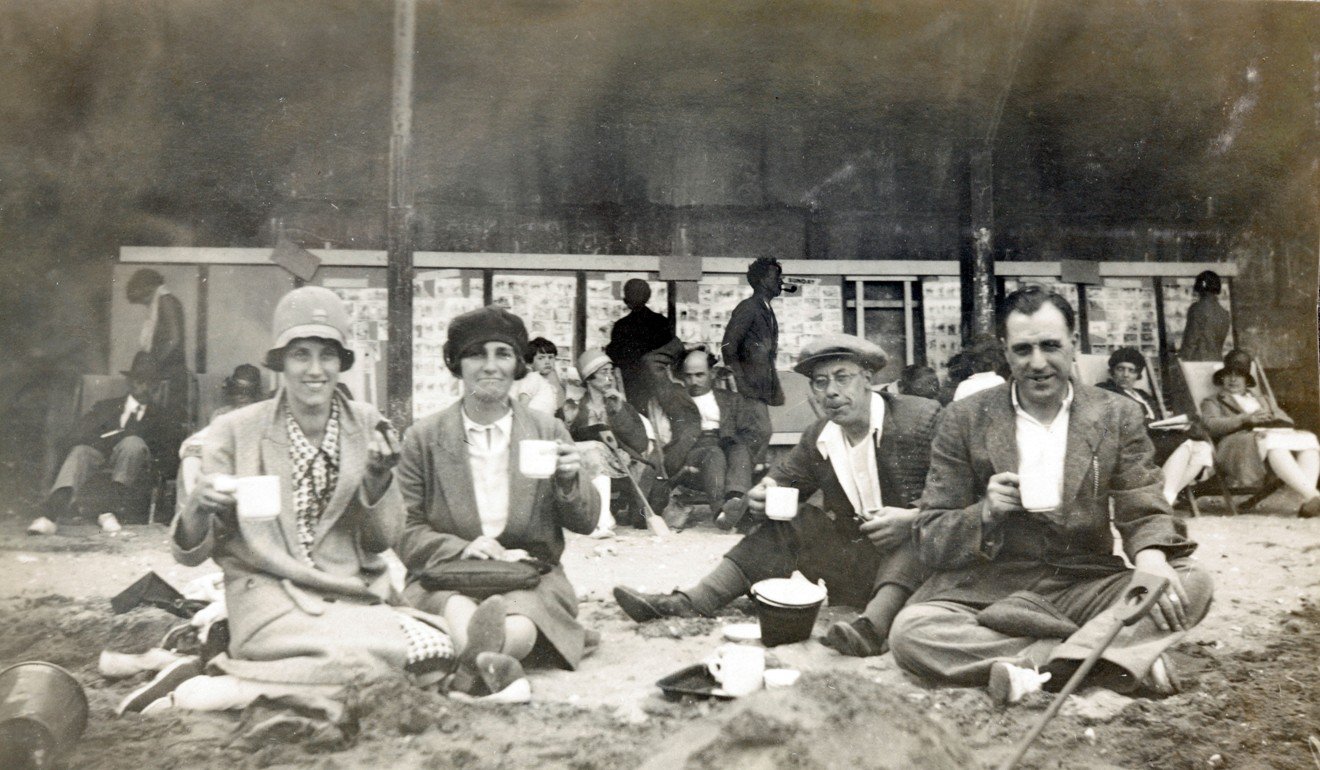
top-left (977, 590), bottom-right (1081, 640)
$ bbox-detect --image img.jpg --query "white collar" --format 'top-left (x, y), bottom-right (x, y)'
top-left (462, 406), bottom-right (513, 437)
top-left (1010, 380), bottom-right (1074, 427)
top-left (816, 392), bottom-right (885, 515)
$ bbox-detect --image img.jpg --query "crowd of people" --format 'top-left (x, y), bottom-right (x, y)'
top-left (24, 263), bottom-right (1317, 712)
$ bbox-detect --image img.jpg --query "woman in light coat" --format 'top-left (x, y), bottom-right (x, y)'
top-left (153, 287), bottom-right (469, 713)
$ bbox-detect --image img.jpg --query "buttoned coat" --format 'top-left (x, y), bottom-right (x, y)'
top-left (396, 401), bottom-right (599, 669)
top-left (173, 392), bottom-right (416, 685)
top-left (721, 296), bottom-right (784, 406)
top-left (911, 381), bottom-right (1195, 607)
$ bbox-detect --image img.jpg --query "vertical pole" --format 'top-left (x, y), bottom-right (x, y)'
top-left (966, 148), bottom-right (996, 341)
top-left (385, 0), bottom-right (416, 427)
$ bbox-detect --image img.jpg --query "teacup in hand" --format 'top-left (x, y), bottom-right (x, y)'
top-left (519, 439), bottom-right (558, 479)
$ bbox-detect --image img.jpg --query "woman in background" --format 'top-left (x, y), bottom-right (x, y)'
top-left (1096, 347), bottom-right (1215, 505)
top-left (1179, 270), bottom-right (1231, 362)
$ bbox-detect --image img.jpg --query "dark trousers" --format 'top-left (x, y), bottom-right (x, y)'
top-left (723, 504), bottom-right (927, 609)
top-left (743, 396), bottom-right (772, 467)
top-left (684, 433), bottom-right (752, 503)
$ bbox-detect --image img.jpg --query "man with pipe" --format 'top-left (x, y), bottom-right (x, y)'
top-left (614, 334), bottom-right (940, 658)
top-left (888, 286), bottom-right (1214, 703)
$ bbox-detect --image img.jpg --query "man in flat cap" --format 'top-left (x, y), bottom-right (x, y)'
top-left (613, 334), bottom-right (941, 657)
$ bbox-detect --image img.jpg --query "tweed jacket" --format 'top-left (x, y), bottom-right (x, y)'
top-left (173, 391), bottom-right (412, 684)
top-left (396, 400), bottom-right (599, 572)
top-left (768, 392), bottom-right (940, 517)
top-left (721, 296), bottom-right (784, 406)
top-left (911, 381), bottom-right (1195, 607)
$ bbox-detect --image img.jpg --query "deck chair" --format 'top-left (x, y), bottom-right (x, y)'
top-left (1075, 354), bottom-right (1201, 515)
top-left (1179, 359), bottom-right (1284, 515)
top-left (767, 370), bottom-right (823, 444)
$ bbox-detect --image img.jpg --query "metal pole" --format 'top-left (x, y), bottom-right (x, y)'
top-left (386, 0), bottom-right (416, 427)
top-left (967, 148), bottom-right (996, 340)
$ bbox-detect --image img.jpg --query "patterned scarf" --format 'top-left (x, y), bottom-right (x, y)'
top-left (285, 400), bottom-right (341, 563)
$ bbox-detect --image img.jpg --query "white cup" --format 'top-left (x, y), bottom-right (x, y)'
top-left (234, 475), bottom-right (281, 520)
top-left (764, 486), bottom-right (800, 521)
top-left (706, 643), bottom-right (764, 697)
top-left (519, 439), bottom-right (558, 479)
top-left (1017, 470), bottom-right (1060, 512)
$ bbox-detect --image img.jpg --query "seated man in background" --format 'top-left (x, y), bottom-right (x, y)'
top-left (889, 286), bottom-right (1213, 704)
top-left (614, 335), bottom-right (941, 659)
top-left (666, 346), bottom-right (758, 529)
top-left (30, 352), bottom-right (180, 535)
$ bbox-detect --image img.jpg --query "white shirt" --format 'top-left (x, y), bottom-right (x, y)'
top-left (462, 408), bottom-right (513, 537)
top-left (692, 391), bottom-right (721, 431)
top-left (120, 395), bottom-right (145, 429)
top-left (510, 371), bottom-right (557, 416)
top-left (1011, 382), bottom-right (1073, 512)
top-left (816, 392), bottom-right (886, 516)
top-left (953, 372), bottom-right (1006, 402)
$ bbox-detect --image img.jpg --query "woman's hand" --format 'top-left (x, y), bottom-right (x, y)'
top-left (366, 421), bottom-right (402, 478)
top-left (194, 474), bottom-right (238, 528)
top-left (554, 439), bottom-right (581, 480)
top-left (461, 535), bottom-right (506, 560)
top-left (603, 388), bottom-right (625, 414)
top-left (500, 548), bottom-right (531, 562)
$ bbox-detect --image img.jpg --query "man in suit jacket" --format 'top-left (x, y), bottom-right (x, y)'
top-left (604, 278), bottom-right (673, 412)
top-left (721, 257), bottom-right (786, 466)
top-left (666, 346), bottom-right (758, 527)
top-left (30, 352), bottom-right (179, 535)
top-left (614, 335), bottom-right (941, 658)
top-left (888, 286), bottom-right (1214, 704)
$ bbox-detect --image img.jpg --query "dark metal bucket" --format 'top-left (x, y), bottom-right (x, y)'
top-left (0, 662), bottom-right (89, 770)
top-left (752, 594), bottom-right (824, 647)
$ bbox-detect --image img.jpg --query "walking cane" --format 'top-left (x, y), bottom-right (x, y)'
top-left (600, 430), bottom-right (671, 537)
top-left (1000, 571), bottom-right (1170, 770)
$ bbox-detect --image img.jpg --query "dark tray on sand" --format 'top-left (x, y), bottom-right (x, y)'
top-left (656, 664), bottom-right (735, 701)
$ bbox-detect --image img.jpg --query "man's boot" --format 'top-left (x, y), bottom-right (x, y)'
top-left (612, 586), bottom-right (705, 622)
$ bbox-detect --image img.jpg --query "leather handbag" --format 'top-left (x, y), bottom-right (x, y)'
top-left (417, 559), bottom-right (552, 599)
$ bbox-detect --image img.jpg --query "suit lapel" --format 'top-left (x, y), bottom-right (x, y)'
top-left (434, 404), bottom-right (484, 539)
top-left (984, 387), bottom-right (1019, 474)
top-left (313, 395), bottom-right (363, 547)
top-left (257, 396), bottom-right (301, 553)
top-left (1061, 384), bottom-right (1105, 505)
top-left (503, 405), bottom-right (538, 540)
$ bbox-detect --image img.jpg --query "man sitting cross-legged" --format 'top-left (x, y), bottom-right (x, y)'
top-left (888, 285), bottom-right (1213, 704)
top-left (613, 335), bottom-right (941, 658)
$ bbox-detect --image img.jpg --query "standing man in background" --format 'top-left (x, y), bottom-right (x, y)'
top-left (721, 257), bottom-right (785, 470)
top-left (126, 268), bottom-right (188, 423)
top-left (605, 278), bottom-right (672, 412)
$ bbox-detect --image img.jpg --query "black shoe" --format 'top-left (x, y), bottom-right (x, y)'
top-left (612, 586), bottom-right (703, 622)
top-left (115, 656), bottom-right (203, 715)
top-left (822, 617), bottom-right (887, 658)
top-left (714, 496), bottom-right (746, 530)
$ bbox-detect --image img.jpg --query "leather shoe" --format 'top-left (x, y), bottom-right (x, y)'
top-left (822, 617), bottom-right (887, 658)
top-left (714, 496), bottom-right (746, 530)
top-left (612, 586), bottom-right (702, 622)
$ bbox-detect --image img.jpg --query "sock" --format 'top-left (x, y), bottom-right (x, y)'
top-left (860, 583), bottom-right (911, 641)
top-left (683, 558), bottom-right (751, 615)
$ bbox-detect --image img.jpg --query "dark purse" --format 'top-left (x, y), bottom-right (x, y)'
top-left (417, 558), bottom-right (552, 599)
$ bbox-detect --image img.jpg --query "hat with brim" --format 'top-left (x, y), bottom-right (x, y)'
top-left (793, 334), bottom-right (888, 377)
top-left (1212, 363), bottom-right (1256, 388)
top-left (121, 351), bottom-right (163, 381)
top-left (265, 286), bottom-right (355, 372)
top-left (577, 349), bottom-right (612, 382)
top-left (223, 364), bottom-right (265, 398)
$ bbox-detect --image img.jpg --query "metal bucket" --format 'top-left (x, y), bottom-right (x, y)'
top-left (0, 662), bottom-right (89, 770)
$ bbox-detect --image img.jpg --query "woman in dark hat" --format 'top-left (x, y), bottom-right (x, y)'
top-left (396, 306), bottom-right (601, 687)
top-left (1200, 351), bottom-right (1320, 518)
top-left (1096, 347), bottom-right (1215, 505)
top-left (158, 287), bottom-right (463, 714)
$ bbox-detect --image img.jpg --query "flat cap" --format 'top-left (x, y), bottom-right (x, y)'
top-left (793, 334), bottom-right (888, 377)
